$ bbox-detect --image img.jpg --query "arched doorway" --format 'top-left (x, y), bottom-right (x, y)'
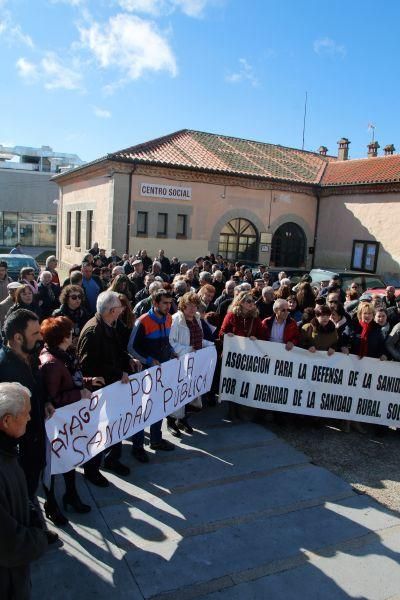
top-left (218, 218), bottom-right (258, 262)
top-left (271, 222), bottom-right (306, 267)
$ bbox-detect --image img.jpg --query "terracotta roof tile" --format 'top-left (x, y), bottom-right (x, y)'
top-left (322, 155), bottom-right (400, 186)
top-left (109, 129), bottom-right (332, 185)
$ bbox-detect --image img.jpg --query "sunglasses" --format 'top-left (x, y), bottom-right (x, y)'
top-left (243, 298), bottom-right (255, 304)
top-left (328, 300), bottom-right (339, 304)
top-left (69, 294), bottom-right (82, 300)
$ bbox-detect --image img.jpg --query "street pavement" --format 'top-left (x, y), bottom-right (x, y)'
top-left (32, 406), bottom-right (400, 599)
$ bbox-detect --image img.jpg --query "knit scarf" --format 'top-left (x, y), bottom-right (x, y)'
top-left (359, 320), bottom-right (373, 358)
top-left (47, 346), bottom-right (84, 389)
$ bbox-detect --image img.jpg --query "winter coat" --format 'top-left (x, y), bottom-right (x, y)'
top-left (37, 282), bottom-right (59, 320)
top-left (0, 432), bottom-right (48, 600)
top-left (350, 320), bottom-right (386, 358)
top-left (262, 315), bottom-right (300, 345)
top-left (385, 322), bottom-right (400, 361)
top-left (0, 347), bottom-right (46, 497)
top-left (169, 311), bottom-right (215, 357)
top-left (220, 312), bottom-right (267, 340)
top-left (77, 313), bottom-right (132, 385)
top-left (0, 276), bottom-right (12, 303)
top-left (39, 347), bottom-right (92, 407)
top-left (300, 321), bottom-right (338, 351)
top-left (52, 304), bottom-right (90, 343)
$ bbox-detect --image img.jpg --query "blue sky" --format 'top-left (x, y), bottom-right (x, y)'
top-left (1, 0), bottom-right (399, 162)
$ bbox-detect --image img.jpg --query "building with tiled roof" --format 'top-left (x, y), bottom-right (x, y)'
top-left (54, 130), bottom-right (400, 277)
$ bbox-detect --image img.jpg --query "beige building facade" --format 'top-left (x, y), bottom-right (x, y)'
top-left (55, 130), bottom-right (400, 277)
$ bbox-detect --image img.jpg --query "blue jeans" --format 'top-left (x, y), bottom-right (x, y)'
top-left (131, 420), bottom-right (163, 448)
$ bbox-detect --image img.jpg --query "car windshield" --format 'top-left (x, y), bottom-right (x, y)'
top-left (383, 276), bottom-right (400, 288)
top-left (0, 256), bottom-right (38, 270)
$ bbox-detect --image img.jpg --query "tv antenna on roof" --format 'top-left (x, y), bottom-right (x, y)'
top-left (368, 123), bottom-right (375, 142)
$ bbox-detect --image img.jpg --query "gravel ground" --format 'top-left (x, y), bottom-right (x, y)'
top-left (266, 414), bottom-right (400, 513)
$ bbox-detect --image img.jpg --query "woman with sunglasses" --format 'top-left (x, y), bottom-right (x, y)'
top-left (53, 285), bottom-right (90, 348)
top-left (219, 291), bottom-right (267, 419)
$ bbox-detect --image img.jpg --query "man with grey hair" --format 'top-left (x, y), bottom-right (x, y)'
top-left (77, 291), bottom-right (142, 486)
top-left (272, 271), bottom-right (288, 291)
top-left (262, 299), bottom-right (299, 349)
top-left (216, 283), bottom-right (244, 323)
top-left (111, 265), bottom-right (124, 279)
top-left (151, 261), bottom-right (169, 282)
top-left (256, 285), bottom-right (274, 320)
top-left (0, 382), bottom-right (48, 599)
top-left (199, 271), bottom-right (213, 286)
top-left (215, 279), bottom-right (235, 309)
top-left (134, 281), bottom-right (163, 318)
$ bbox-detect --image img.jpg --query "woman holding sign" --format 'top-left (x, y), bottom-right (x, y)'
top-left (39, 316), bottom-right (105, 525)
top-left (219, 291), bottom-right (267, 419)
top-left (348, 301), bottom-right (387, 434)
top-left (168, 292), bottom-right (215, 435)
top-left (350, 301), bottom-right (387, 360)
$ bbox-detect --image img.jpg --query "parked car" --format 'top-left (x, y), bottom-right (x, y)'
top-left (309, 268), bottom-right (387, 294)
top-left (381, 275), bottom-right (400, 290)
top-left (0, 254), bottom-right (40, 281)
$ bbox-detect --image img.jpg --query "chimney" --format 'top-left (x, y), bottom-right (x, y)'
top-left (318, 146), bottom-right (328, 156)
top-left (367, 141), bottom-right (380, 158)
top-left (384, 144), bottom-right (395, 156)
top-left (337, 138), bottom-right (350, 160)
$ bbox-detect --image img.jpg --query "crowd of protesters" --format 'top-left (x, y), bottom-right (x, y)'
top-left (1, 246), bottom-right (400, 597)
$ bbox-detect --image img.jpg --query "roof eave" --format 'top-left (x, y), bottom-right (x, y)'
top-left (108, 156), bottom-right (321, 187)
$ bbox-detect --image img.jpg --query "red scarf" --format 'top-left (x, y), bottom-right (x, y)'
top-left (359, 320), bottom-right (373, 357)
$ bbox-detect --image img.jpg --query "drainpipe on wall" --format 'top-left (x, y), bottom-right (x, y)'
top-left (125, 166), bottom-right (136, 254)
top-left (311, 191), bottom-right (320, 269)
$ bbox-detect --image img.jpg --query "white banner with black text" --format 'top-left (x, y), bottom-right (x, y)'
top-left (220, 335), bottom-right (400, 427)
top-left (46, 346), bottom-right (217, 474)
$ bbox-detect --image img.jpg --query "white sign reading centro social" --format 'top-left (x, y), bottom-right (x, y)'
top-left (46, 346), bottom-right (217, 474)
top-left (220, 335), bottom-right (400, 427)
top-left (140, 182), bottom-right (192, 200)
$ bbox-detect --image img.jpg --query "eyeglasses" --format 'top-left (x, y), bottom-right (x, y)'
top-left (69, 294), bottom-right (82, 300)
top-left (243, 298), bottom-right (255, 304)
top-left (328, 300), bottom-right (339, 304)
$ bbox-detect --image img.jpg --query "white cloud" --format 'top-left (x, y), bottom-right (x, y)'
top-left (79, 13), bottom-right (177, 83)
top-left (117, 0), bottom-right (162, 14)
top-left (93, 105), bottom-right (112, 118)
top-left (41, 52), bottom-right (82, 89)
top-left (16, 57), bottom-right (38, 81)
top-left (226, 58), bottom-right (258, 87)
top-left (117, 0), bottom-right (210, 17)
top-left (16, 52), bottom-right (83, 90)
top-left (313, 37), bottom-right (346, 57)
top-left (0, 10), bottom-right (34, 47)
top-left (172, 0), bottom-right (208, 17)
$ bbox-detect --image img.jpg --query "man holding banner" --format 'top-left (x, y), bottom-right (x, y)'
top-left (128, 289), bottom-right (176, 462)
top-left (77, 290), bottom-right (142, 487)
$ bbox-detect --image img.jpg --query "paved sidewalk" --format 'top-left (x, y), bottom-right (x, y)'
top-left (32, 406), bottom-right (400, 599)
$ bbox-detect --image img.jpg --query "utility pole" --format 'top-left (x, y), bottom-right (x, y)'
top-left (302, 91), bottom-right (308, 150)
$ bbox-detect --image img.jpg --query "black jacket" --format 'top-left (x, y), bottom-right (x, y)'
top-left (0, 432), bottom-right (48, 600)
top-left (77, 314), bottom-right (132, 385)
top-left (350, 321), bottom-right (386, 358)
top-left (0, 348), bottom-right (47, 497)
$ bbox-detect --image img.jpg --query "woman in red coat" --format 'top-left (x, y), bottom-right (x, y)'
top-left (219, 291), bottom-right (267, 419)
top-left (219, 290), bottom-right (267, 339)
top-left (39, 316), bottom-right (104, 525)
